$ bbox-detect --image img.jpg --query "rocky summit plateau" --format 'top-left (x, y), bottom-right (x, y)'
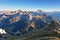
top-left (0, 10), bottom-right (60, 40)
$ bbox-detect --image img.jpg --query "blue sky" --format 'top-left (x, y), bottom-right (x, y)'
top-left (0, 0), bottom-right (60, 11)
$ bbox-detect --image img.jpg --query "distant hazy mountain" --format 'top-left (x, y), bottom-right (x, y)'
top-left (29, 10), bottom-right (46, 16)
top-left (48, 11), bottom-right (60, 21)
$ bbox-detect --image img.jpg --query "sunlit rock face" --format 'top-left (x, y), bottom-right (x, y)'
top-left (3, 10), bottom-right (16, 15)
top-left (25, 16), bottom-right (46, 32)
top-left (10, 16), bottom-right (20, 24)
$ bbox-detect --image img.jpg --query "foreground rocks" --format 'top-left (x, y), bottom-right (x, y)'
top-left (0, 30), bottom-right (60, 40)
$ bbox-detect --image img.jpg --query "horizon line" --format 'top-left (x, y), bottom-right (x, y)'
top-left (0, 9), bottom-right (60, 12)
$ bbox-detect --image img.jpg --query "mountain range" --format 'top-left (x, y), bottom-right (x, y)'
top-left (0, 10), bottom-right (60, 36)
